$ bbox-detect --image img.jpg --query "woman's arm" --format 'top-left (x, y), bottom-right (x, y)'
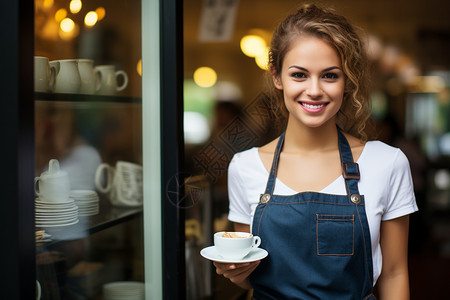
top-left (213, 223), bottom-right (260, 290)
top-left (376, 215), bottom-right (410, 300)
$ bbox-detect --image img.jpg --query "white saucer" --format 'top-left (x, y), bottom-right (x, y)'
top-left (35, 219), bottom-right (79, 227)
top-left (200, 246), bottom-right (268, 263)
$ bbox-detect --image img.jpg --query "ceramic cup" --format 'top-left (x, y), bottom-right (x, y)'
top-left (34, 159), bottom-right (71, 203)
top-left (94, 65), bottom-right (128, 95)
top-left (34, 56), bottom-right (56, 92)
top-left (77, 59), bottom-right (101, 94)
top-left (95, 161), bottom-right (143, 206)
top-left (36, 280), bottom-right (41, 300)
top-left (50, 59), bottom-right (81, 93)
top-left (214, 232), bottom-right (261, 260)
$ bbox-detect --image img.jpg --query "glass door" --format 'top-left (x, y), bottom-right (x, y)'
top-left (33, 0), bottom-right (166, 299)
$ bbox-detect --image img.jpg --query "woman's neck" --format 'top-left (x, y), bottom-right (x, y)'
top-left (283, 118), bottom-right (338, 154)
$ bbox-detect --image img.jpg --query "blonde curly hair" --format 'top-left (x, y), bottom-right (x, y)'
top-left (267, 4), bottom-right (373, 141)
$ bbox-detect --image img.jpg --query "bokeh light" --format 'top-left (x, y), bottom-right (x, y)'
top-left (240, 35), bottom-right (267, 58)
top-left (54, 8), bottom-right (67, 23)
top-left (96, 7), bottom-right (106, 20)
top-left (255, 46), bottom-right (270, 70)
top-left (70, 0), bottom-right (82, 14)
top-left (137, 59), bottom-right (142, 76)
top-left (84, 11), bottom-right (98, 27)
top-left (193, 67), bottom-right (217, 88)
top-left (60, 18), bottom-right (75, 33)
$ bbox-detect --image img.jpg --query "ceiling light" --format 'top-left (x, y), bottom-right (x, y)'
top-left (84, 11), bottom-right (98, 27)
top-left (70, 0), bottom-right (82, 14)
top-left (60, 18), bottom-right (75, 33)
top-left (96, 7), bottom-right (106, 21)
top-left (193, 67), bottom-right (217, 88)
top-left (240, 35), bottom-right (266, 58)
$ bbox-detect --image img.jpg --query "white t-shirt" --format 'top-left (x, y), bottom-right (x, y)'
top-left (227, 140), bottom-right (418, 285)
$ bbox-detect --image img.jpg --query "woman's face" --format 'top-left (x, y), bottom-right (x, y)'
top-left (273, 36), bottom-right (345, 129)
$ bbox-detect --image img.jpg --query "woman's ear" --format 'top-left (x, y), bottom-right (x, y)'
top-left (271, 67), bottom-right (283, 90)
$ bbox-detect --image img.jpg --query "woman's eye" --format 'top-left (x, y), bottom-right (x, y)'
top-left (323, 73), bottom-right (339, 79)
top-left (292, 72), bottom-right (306, 79)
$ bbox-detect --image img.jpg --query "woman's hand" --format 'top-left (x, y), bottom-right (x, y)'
top-left (213, 260), bottom-right (261, 289)
top-left (214, 222), bottom-right (259, 289)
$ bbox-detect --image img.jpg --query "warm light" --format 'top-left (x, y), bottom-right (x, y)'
top-left (193, 67), bottom-right (217, 88)
top-left (43, 0), bottom-right (54, 9)
top-left (240, 35), bottom-right (267, 58)
top-left (84, 11), bottom-right (98, 27)
top-left (255, 47), bottom-right (270, 70)
top-left (96, 7), bottom-right (106, 20)
top-left (70, 0), bottom-right (82, 14)
top-left (59, 23), bottom-right (79, 40)
top-left (60, 18), bottom-right (75, 33)
top-left (54, 8), bottom-right (67, 22)
top-left (137, 59), bottom-right (142, 76)
top-left (409, 76), bottom-right (446, 93)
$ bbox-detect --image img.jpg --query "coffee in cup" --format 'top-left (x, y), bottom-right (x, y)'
top-left (214, 231), bottom-right (261, 260)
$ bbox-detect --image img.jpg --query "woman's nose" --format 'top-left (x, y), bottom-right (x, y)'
top-left (306, 79), bottom-right (323, 98)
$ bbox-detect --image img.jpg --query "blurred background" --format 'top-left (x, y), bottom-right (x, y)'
top-left (183, 0), bottom-right (450, 299)
top-left (32, 0), bottom-right (450, 298)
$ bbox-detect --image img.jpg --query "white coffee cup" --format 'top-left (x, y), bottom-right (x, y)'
top-left (34, 159), bottom-right (71, 203)
top-left (34, 56), bottom-right (56, 92)
top-left (95, 65), bottom-right (128, 95)
top-left (214, 232), bottom-right (261, 260)
top-left (95, 161), bottom-right (143, 206)
top-left (77, 59), bottom-right (101, 94)
top-left (50, 59), bottom-right (81, 93)
top-left (36, 280), bottom-right (41, 300)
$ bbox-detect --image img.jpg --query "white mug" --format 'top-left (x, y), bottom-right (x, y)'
top-left (35, 159), bottom-right (71, 203)
top-left (50, 59), bottom-right (81, 93)
top-left (214, 232), bottom-right (261, 260)
top-left (36, 280), bottom-right (41, 300)
top-left (95, 161), bottom-right (143, 206)
top-left (77, 59), bottom-right (101, 94)
top-left (34, 56), bottom-right (56, 92)
top-left (95, 65), bottom-right (128, 95)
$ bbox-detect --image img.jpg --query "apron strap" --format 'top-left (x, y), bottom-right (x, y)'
top-left (337, 129), bottom-right (361, 196)
top-left (263, 132), bottom-right (285, 196)
top-left (262, 129), bottom-right (361, 198)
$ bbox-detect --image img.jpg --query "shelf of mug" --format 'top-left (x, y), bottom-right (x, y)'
top-left (35, 195), bottom-right (143, 250)
top-left (34, 92), bottom-right (141, 104)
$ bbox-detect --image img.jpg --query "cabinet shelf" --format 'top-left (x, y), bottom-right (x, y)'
top-left (35, 92), bottom-right (141, 104)
top-left (36, 196), bottom-right (143, 251)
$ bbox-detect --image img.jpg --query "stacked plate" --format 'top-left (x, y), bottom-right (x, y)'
top-left (35, 198), bottom-right (79, 227)
top-left (70, 190), bottom-right (100, 216)
top-left (103, 281), bottom-right (145, 300)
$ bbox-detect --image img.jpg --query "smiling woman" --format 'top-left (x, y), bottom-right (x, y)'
top-left (213, 4), bottom-right (418, 299)
top-left (273, 36), bottom-right (345, 130)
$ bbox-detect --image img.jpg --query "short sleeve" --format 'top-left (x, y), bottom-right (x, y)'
top-left (227, 154), bottom-right (253, 225)
top-left (382, 149), bottom-right (418, 221)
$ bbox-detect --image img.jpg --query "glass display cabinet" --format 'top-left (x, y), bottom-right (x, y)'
top-left (1, 0), bottom-right (184, 299)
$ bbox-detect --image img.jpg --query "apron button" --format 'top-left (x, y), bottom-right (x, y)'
top-left (260, 193), bottom-right (271, 204)
top-left (350, 194), bottom-right (361, 204)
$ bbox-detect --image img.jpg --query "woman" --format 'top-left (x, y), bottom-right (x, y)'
top-left (214, 4), bottom-right (418, 299)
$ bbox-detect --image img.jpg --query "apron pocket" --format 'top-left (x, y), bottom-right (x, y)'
top-left (316, 214), bottom-right (354, 256)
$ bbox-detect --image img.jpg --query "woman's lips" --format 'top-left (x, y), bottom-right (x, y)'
top-left (298, 101), bottom-right (328, 113)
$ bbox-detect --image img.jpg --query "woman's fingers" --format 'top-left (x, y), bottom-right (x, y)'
top-left (214, 261), bottom-right (250, 272)
top-left (213, 260), bottom-right (261, 284)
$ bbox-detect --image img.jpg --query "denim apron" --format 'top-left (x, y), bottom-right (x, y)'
top-left (251, 130), bottom-right (375, 300)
